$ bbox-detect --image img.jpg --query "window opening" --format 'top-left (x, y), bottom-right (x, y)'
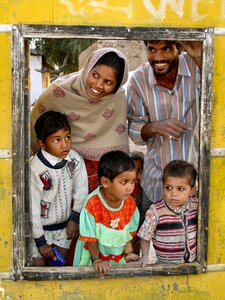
top-left (12, 25), bottom-right (213, 280)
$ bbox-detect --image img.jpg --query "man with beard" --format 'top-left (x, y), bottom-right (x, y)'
top-left (127, 40), bottom-right (202, 206)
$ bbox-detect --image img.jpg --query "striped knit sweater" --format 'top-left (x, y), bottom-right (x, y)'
top-left (152, 197), bottom-right (198, 263)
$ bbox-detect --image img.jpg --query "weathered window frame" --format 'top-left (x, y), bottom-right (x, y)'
top-left (12, 24), bottom-right (213, 281)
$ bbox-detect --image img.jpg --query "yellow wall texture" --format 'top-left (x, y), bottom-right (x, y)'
top-left (207, 36), bottom-right (225, 265)
top-left (0, 0), bottom-right (225, 27)
top-left (0, 33), bottom-right (12, 149)
top-left (0, 272), bottom-right (225, 299)
top-left (0, 32), bottom-right (12, 273)
top-left (1, 0), bottom-right (225, 299)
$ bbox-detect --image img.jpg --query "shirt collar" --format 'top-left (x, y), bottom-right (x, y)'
top-left (165, 198), bottom-right (190, 214)
top-left (41, 149), bottom-right (71, 166)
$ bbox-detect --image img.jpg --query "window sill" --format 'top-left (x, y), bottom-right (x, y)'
top-left (21, 262), bottom-right (204, 281)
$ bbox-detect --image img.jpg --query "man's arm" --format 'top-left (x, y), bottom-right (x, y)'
top-left (127, 69), bottom-right (189, 143)
top-left (177, 41), bottom-right (202, 70)
top-left (127, 74), bottom-right (150, 145)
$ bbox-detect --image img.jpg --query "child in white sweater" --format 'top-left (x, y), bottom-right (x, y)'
top-left (31, 111), bottom-right (88, 266)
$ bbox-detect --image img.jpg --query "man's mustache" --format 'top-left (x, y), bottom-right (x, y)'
top-left (151, 60), bottom-right (169, 65)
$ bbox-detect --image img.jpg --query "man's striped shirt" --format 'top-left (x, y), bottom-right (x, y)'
top-left (127, 54), bottom-right (200, 202)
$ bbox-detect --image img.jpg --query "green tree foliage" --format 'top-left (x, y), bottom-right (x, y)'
top-left (34, 38), bottom-right (95, 79)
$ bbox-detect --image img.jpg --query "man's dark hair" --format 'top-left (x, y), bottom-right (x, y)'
top-left (98, 150), bottom-right (135, 181)
top-left (34, 111), bottom-right (71, 142)
top-left (163, 160), bottom-right (197, 188)
top-left (94, 51), bottom-right (125, 93)
top-left (144, 40), bottom-right (180, 51)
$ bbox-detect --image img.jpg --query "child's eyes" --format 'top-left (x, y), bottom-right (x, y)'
top-left (165, 186), bottom-right (172, 190)
top-left (120, 180), bottom-right (135, 185)
top-left (165, 186), bottom-right (185, 192)
top-left (120, 180), bottom-right (127, 185)
top-left (65, 135), bottom-right (71, 141)
top-left (53, 139), bottom-right (60, 143)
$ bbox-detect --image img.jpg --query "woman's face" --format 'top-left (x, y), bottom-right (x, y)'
top-left (86, 64), bottom-right (118, 100)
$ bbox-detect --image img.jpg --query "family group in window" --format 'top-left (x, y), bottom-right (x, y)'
top-left (30, 40), bottom-right (201, 273)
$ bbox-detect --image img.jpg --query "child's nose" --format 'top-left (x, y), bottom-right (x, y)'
top-left (171, 189), bottom-right (177, 196)
top-left (127, 182), bottom-right (134, 192)
top-left (62, 140), bottom-right (69, 148)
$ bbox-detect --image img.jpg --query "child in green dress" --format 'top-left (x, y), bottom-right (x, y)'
top-left (73, 150), bottom-right (140, 274)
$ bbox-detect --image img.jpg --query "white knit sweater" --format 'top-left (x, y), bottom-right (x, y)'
top-left (31, 149), bottom-right (88, 240)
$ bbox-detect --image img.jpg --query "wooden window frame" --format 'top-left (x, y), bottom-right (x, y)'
top-left (12, 24), bottom-right (213, 281)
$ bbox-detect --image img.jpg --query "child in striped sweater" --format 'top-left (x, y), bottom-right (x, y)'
top-left (138, 160), bottom-right (198, 265)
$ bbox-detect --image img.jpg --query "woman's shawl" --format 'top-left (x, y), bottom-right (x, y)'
top-left (30, 47), bottom-right (129, 161)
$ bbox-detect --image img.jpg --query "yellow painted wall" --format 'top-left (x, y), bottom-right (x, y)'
top-left (0, 0), bottom-right (225, 27)
top-left (1, 0), bottom-right (225, 299)
top-left (0, 32), bottom-right (12, 273)
top-left (207, 35), bottom-right (225, 265)
top-left (0, 272), bottom-right (225, 299)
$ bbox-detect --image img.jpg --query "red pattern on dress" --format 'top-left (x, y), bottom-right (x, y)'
top-left (53, 87), bottom-right (66, 98)
top-left (84, 133), bottom-right (95, 141)
top-left (115, 124), bottom-right (126, 135)
top-left (38, 102), bottom-right (46, 113)
top-left (67, 112), bottom-right (80, 122)
top-left (85, 194), bottom-right (136, 230)
top-left (88, 98), bottom-right (102, 104)
top-left (102, 109), bottom-right (114, 120)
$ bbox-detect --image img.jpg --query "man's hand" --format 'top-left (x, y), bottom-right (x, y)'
top-left (141, 119), bottom-right (188, 141)
top-left (66, 220), bottom-right (79, 240)
top-left (38, 244), bottom-right (54, 259)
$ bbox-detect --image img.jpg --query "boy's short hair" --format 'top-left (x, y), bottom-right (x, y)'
top-left (98, 150), bottom-right (135, 181)
top-left (163, 160), bottom-right (197, 188)
top-left (34, 111), bottom-right (71, 142)
top-left (130, 151), bottom-right (144, 162)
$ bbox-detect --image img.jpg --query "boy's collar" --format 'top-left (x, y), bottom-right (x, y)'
top-left (164, 198), bottom-right (190, 215)
top-left (41, 149), bottom-right (66, 165)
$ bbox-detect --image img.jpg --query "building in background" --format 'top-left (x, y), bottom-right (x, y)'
top-left (30, 48), bottom-right (50, 106)
top-left (79, 40), bottom-right (147, 70)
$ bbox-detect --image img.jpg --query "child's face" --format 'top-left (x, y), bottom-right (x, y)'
top-left (163, 176), bottom-right (195, 208)
top-left (86, 64), bottom-right (117, 100)
top-left (38, 128), bottom-right (71, 159)
top-left (101, 170), bottom-right (136, 207)
top-left (134, 159), bottom-right (143, 183)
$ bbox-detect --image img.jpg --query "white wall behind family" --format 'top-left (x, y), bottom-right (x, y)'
top-left (30, 54), bottom-right (43, 105)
